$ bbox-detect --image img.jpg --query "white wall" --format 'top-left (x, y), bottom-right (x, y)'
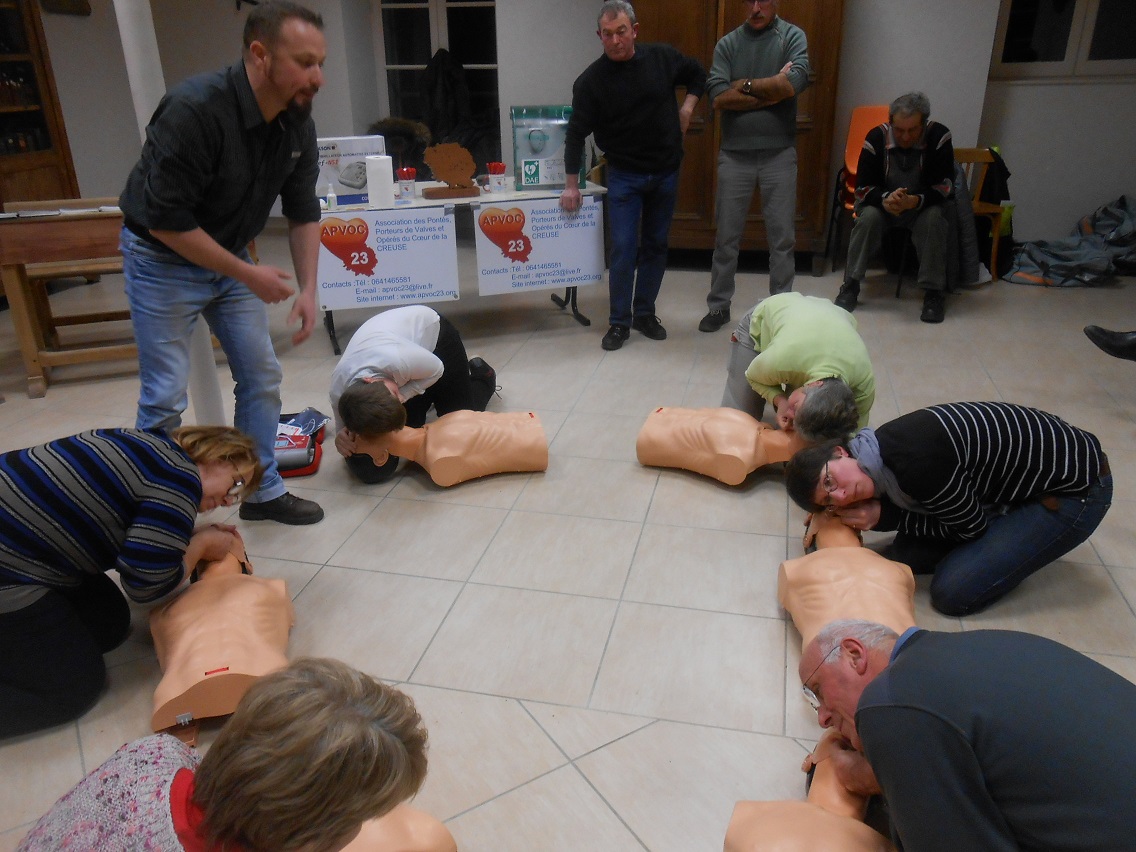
top-left (494, 0), bottom-right (598, 171)
top-left (831, 0), bottom-right (1001, 175)
top-left (980, 80), bottom-right (1136, 240)
top-left (34, 0), bottom-right (1135, 242)
top-left (340, 0), bottom-right (380, 135)
top-left (149, 0), bottom-right (355, 136)
top-left (39, 0), bottom-right (138, 197)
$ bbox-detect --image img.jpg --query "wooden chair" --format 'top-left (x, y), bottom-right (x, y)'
top-left (953, 147), bottom-right (1007, 276)
top-left (825, 105), bottom-right (889, 271)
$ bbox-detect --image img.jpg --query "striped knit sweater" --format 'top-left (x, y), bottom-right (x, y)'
top-left (872, 402), bottom-right (1103, 541)
top-left (0, 429), bottom-right (200, 604)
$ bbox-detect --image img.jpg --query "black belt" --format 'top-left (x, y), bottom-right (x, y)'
top-left (123, 218), bottom-right (166, 248)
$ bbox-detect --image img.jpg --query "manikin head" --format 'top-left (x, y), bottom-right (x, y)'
top-left (243, 0), bottom-right (326, 122)
top-left (888, 91), bottom-right (931, 150)
top-left (528, 128), bottom-right (549, 154)
top-left (743, 0), bottom-right (780, 31)
top-left (798, 619), bottom-right (897, 749)
top-left (781, 378), bottom-right (859, 443)
top-left (194, 657), bottom-right (429, 852)
top-left (597, 1), bottom-right (638, 62)
top-left (785, 440), bottom-right (877, 513)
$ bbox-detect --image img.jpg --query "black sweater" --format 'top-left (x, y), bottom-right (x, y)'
top-left (564, 43), bottom-right (706, 175)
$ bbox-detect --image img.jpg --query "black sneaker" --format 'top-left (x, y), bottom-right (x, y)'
top-left (239, 492), bottom-right (324, 525)
top-left (601, 324), bottom-right (630, 351)
top-left (468, 357), bottom-right (496, 384)
top-left (920, 290), bottom-right (946, 324)
top-left (835, 279), bottom-right (860, 312)
top-left (698, 308), bottom-right (731, 333)
top-left (631, 315), bottom-right (667, 340)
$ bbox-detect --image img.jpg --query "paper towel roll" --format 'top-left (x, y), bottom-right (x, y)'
top-left (365, 155), bottom-right (396, 208)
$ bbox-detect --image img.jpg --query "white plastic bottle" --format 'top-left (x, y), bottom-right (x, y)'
top-left (326, 183), bottom-right (337, 211)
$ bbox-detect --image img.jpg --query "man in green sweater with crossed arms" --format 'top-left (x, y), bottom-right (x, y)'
top-left (700, 0), bottom-right (810, 333)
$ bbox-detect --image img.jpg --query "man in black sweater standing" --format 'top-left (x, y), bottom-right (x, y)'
top-left (560, 1), bottom-right (706, 351)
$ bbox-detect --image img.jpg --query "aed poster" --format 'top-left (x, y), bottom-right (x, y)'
top-left (317, 209), bottom-right (459, 310)
top-left (474, 196), bottom-right (604, 297)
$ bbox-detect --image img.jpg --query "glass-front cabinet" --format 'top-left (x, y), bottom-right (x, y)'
top-left (0, 0), bottom-right (78, 204)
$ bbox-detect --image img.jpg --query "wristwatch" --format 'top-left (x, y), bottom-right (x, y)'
top-left (742, 79), bottom-right (753, 95)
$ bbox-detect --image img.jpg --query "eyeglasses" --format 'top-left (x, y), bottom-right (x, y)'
top-left (226, 478), bottom-right (245, 500)
top-left (820, 460), bottom-right (839, 511)
top-left (801, 645), bottom-right (841, 711)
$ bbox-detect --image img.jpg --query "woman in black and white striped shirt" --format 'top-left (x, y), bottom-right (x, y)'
top-left (786, 402), bottom-right (1111, 615)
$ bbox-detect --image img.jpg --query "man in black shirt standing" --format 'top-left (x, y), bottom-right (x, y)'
top-left (119, 1), bottom-right (325, 525)
top-left (560, 1), bottom-right (706, 351)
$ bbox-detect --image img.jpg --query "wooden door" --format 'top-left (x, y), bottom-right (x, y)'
top-left (635, 0), bottom-right (844, 266)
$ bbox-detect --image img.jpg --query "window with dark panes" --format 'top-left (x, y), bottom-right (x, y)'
top-left (992, 0), bottom-right (1136, 77)
top-left (378, 0), bottom-right (500, 173)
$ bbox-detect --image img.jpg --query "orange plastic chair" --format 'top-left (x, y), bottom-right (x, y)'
top-left (825, 105), bottom-right (889, 271)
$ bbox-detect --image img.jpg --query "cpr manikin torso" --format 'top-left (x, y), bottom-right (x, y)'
top-left (777, 513), bottom-right (917, 646)
top-left (725, 512), bottom-right (912, 852)
top-left (362, 409), bottom-right (549, 487)
top-left (635, 407), bottom-right (807, 485)
top-left (149, 535), bottom-right (293, 733)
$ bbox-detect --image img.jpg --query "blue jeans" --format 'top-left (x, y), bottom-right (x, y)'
top-left (605, 165), bottom-right (679, 327)
top-left (905, 475), bottom-right (1113, 615)
top-left (121, 228), bottom-right (286, 502)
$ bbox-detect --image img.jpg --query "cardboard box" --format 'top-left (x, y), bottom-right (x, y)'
top-left (317, 136), bottom-right (387, 205)
top-left (510, 106), bottom-right (586, 190)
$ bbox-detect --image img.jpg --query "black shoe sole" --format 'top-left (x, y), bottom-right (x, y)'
top-left (238, 504), bottom-right (325, 525)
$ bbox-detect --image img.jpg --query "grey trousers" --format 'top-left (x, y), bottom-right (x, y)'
top-left (720, 306), bottom-right (766, 419)
top-left (847, 204), bottom-right (948, 291)
top-left (709, 147), bottom-right (798, 311)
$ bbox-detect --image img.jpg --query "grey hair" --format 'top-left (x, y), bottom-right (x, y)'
top-left (795, 377), bottom-right (859, 444)
top-left (814, 619), bottom-right (899, 661)
top-left (890, 91), bottom-right (930, 123)
top-left (598, 1), bottom-right (636, 29)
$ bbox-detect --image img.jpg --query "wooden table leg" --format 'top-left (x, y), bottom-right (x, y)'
top-left (1, 263), bottom-right (49, 397)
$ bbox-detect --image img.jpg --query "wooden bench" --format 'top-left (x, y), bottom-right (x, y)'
top-left (3, 197), bottom-right (126, 350)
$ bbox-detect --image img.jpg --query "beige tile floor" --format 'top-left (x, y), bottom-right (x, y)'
top-left (2, 231), bottom-right (1135, 851)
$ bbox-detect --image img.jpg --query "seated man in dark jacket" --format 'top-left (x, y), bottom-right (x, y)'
top-left (836, 91), bottom-right (954, 323)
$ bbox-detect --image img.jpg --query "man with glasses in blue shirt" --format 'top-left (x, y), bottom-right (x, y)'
top-left (799, 618), bottom-right (1136, 851)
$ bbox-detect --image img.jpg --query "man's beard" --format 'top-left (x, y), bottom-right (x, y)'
top-left (287, 94), bottom-right (314, 122)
